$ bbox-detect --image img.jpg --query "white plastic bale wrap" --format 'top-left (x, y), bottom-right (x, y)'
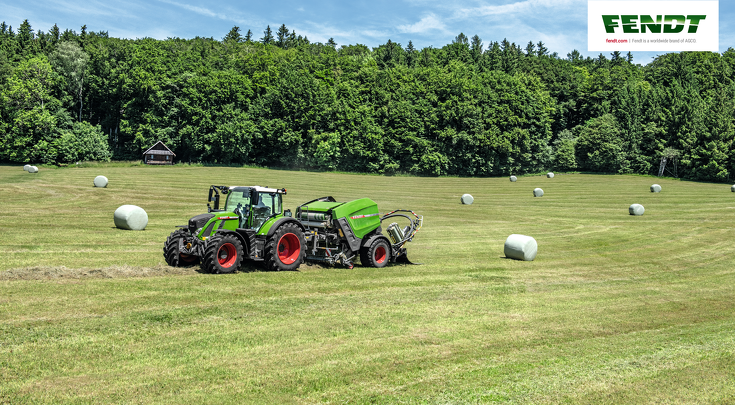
top-left (510, 176), bottom-right (517, 182)
top-left (461, 194), bottom-right (474, 205)
top-left (533, 188), bottom-right (544, 197)
top-left (547, 172), bottom-right (554, 178)
top-left (504, 234), bottom-right (538, 261)
top-left (731, 185), bottom-right (735, 192)
top-left (28, 166), bottom-right (38, 173)
top-left (629, 204), bottom-right (645, 216)
top-left (114, 205), bottom-right (148, 230)
top-left (94, 175), bottom-right (108, 188)
top-left (23, 164), bottom-right (30, 171)
top-left (650, 184), bottom-right (661, 193)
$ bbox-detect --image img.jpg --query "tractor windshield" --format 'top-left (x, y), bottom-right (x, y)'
top-left (225, 188), bottom-right (251, 213)
top-left (251, 192), bottom-right (282, 230)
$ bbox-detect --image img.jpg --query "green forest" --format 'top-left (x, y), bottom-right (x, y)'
top-left (2, 20), bottom-right (735, 181)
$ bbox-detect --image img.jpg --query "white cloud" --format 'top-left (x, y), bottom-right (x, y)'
top-left (455, 0), bottom-right (581, 18)
top-left (397, 14), bottom-right (447, 34)
top-left (155, 0), bottom-right (253, 26)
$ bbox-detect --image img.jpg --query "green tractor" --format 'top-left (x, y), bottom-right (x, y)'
top-left (164, 186), bottom-right (422, 273)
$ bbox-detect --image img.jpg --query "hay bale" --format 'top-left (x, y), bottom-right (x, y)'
top-left (650, 184), bottom-right (661, 193)
top-left (731, 185), bottom-right (735, 192)
top-left (533, 188), bottom-right (544, 197)
top-left (94, 175), bottom-right (108, 188)
top-left (28, 166), bottom-right (38, 173)
top-left (23, 164), bottom-right (30, 171)
top-left (504, 234), bottom-right (538, 261)
top-left (114, 205), bottom-right (148, 230)
top-left (547, 172), bottom-right (554, 178)
top-left (461, 194), bottom-right (474, 205)
top-left (510, 175), bottom-right (517, 182)
top-left (629, 204), bottom-right (645, 216)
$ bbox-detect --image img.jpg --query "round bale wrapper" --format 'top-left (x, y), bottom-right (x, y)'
top-left (28, 166), bottom-right (38, 173)
top-left (504, 234), bottom-right (538, 261)
top-left (510, 175), bottom-right (517, 182)
top-left (650, 184), bottom-right (661, 193)
top-left (114, 205), bottom-right (148, 230)
top-left (94, 175), bottom-right (108, 188)
top-left (23, 164), bottom-right (30, 171)
top-left (461, 194), bottom-right (474, 205)
top-left (547, 172), bottom-right (554, 178)
top-left (533, 188), bottom-right (544, 197)
top-left (629, 204), bottom-right (645, 216)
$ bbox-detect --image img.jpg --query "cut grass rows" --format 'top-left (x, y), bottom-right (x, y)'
top-left (1, 165), bottom-right (734, 403)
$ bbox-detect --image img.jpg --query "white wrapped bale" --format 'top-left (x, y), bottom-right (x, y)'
top-left (510, 175), bottom-right (517, 182)
top-left (629, 204), bottom-right (645, 216)
top-left (114, 205), bottom-right (148, 230)
top-left (504, 234), bottom-right (538, 261)
top-left (650, 184), bottom-right (661, 193)
top-left (461, 194), bottom-right (474, 205)
top-left (731, 185), bottom-right (735, 192)
top-left (23, 164), bottom-right (30, 171)
top-left (28, 166), bottom-right (38, 173)
top-left (547, 172), bottom-right (554, 178)
top-left (533, 188), bottom-right (544, 197)
top-left (94, 175), bottom-right (108, 188)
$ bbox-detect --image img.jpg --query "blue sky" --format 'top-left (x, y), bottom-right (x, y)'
top-left (1, 0), bottom-right (733, 64)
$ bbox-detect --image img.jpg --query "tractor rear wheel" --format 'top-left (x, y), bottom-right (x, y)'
top-left (264, 223), bottom-right (305, 271)
top-left (363, 237), bottom-right (391, 268)
top-left (163, 229), bottom-right (199, 267)
top-left (202, 233), bottom-right (244, 274)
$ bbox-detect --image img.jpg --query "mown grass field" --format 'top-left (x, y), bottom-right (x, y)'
top-left (1, 164), bottom-right (734, 404)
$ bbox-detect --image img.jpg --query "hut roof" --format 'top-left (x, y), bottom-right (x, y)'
top-left (143, 141), bottom-right (176, 156)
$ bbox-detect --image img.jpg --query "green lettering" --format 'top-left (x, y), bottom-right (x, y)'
top-left (664, 15), bottom-right (686, 33)
top-left (621, 15), bottom-right (639, 33)
top-left (640, 15), bottom-right (661, 33)
top-left (602, 15), bottom-right (619, 33)
top-left (687, 15), bottom-right (706, 33)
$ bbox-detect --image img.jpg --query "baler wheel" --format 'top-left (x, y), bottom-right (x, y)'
top-left (264, 223), bottom-right (306, 271)
top-left (202, 233), bottom-right (244, 274)
top-left (164, 229), bottom-right (199, 267)
top-left (364, 238), bottom-right (391, 268)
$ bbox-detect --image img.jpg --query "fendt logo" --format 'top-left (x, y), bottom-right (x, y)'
top-left (588, 1), bottom-right (718, 52)
top-left (602, 15), bottom-right (706, 34)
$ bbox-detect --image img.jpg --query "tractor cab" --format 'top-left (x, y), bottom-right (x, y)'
top-left (209, 185), bottom-right (286, 232)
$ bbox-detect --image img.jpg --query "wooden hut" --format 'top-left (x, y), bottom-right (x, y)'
top-left (142, 141), bottom-right (175, 165)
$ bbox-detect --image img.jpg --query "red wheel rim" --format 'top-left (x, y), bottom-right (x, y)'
top-left (278, 233), bottom-right (300, 265)
top-left (217, 243), bottom-right (237, 268)
top-left (374, 245), bottom-right (387, 264)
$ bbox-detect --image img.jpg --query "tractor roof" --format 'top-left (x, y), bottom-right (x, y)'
top-left (229, 186), bottom-right (286, 194)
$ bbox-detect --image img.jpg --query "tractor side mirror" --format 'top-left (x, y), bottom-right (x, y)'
top-left (284, 209), bottom-right (292, 217)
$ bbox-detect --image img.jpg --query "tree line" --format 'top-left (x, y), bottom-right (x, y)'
top-left (1, 20), bottom-right (735, 181)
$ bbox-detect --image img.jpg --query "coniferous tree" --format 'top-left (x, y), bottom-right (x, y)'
top-left (261, 25), bottom-right (273, 45)
top-left (224, 26), bottom-right (242, 42)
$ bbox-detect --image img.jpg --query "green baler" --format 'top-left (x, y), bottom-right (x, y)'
top-left (296, 196), bottom-right (423, 269)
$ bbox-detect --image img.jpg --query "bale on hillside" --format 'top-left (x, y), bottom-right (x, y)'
top-left (28, 166), bottom-right (38, 173)
top-left (23, 164), bottom-right (30, 171)
top-left (651, 184), bottom-right (661, 193)
top-left (461, 194), bottom-right (474, 205)
top-left (114, 205), bottom-right (148, 230)
top-left (533, 188), bottom-right (544, 197)
top-left (510, 175), bottom-right (517, 182)
top-left (629, 204), bottom-right (645, 216)
top-left (731, 185), bottom-right (735, 192)
top-left (504, 234), bottom-right (538, 261)
top-left (547, 172), bottom-right (554, 178)
top-left (94, 175), bottom-right (108, 188)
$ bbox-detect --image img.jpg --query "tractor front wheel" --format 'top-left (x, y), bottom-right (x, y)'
top-left (264, 223), bottom-right (305, 271)
top-left (362, 237), bottom-right (391, 268)
top-left (163, 229), bottom-right (199, 267)
top-left (202, 233), bottom-right (244, 274)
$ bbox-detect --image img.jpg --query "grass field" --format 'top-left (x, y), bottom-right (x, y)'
top-left (1, 164), bottom-right (734, 404)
